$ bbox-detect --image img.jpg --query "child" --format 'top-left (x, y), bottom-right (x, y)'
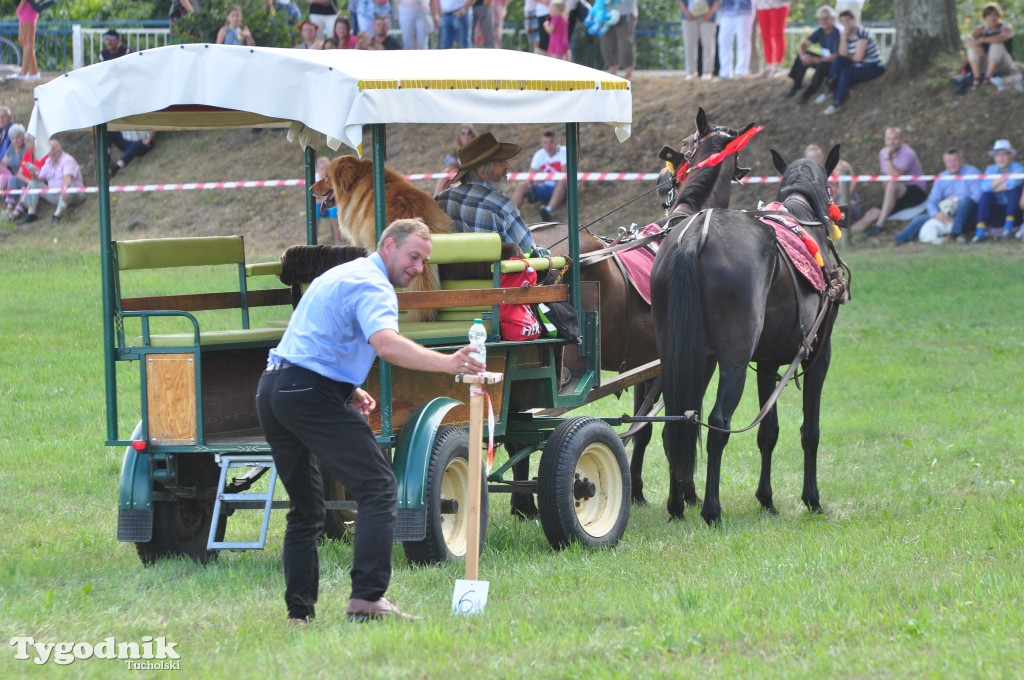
top-left (544, 1), bottom-right (571, 61)
top-left (215, 5), bottom-right (255, 46)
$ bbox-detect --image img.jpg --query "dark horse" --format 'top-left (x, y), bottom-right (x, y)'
top-left (650, 144), bottom-right (849, 525)
top-left (520, 109), bottom-right (755, 514)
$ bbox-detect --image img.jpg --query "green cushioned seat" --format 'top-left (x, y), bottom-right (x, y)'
top-left (132, 326), bottom-right (286, 348)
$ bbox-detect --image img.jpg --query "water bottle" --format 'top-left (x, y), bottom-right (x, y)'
top-left (468, 318), bottom-right (487, 366)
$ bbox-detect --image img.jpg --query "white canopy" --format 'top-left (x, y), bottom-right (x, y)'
top-left (28, 45), bottom-right (632, 153)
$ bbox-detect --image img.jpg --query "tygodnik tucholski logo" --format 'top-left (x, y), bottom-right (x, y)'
top-left (10, 636), bottom-right (181, 668)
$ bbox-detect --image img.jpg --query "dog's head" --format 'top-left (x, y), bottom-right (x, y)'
top-left (311, 156), bottom-right (369, 211)
top-left (938, 194), bottom-right (959, 217)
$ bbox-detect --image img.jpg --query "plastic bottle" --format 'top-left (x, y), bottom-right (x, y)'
top-left (468, 318), bottom-right (487, 367)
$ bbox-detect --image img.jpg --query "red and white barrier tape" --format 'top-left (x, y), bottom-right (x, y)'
top-left (6, 172), bottom-right (1023, 196)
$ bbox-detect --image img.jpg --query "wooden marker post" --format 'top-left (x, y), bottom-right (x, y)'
top-left (451, 370), bottom-right (502, 614)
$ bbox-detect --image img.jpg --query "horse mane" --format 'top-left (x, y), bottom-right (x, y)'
top-left (669, 132), bottom-right (735, 214)
top-left (776, 158), bottom-right (832, 229)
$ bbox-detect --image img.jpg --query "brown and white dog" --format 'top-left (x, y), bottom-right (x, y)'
top-left (311, 155), bottom-right (452, 322)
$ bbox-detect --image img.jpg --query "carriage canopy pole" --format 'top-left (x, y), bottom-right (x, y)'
top-left (371, 123), bottom-right (393, 441)
top-left (304, 145), bottom-right (317, 245)
top-left (564, 123), bottom-right (581, 329)
top-left (96, 123), bottom-right (118, 441)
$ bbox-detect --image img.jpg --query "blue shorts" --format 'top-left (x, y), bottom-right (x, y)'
top-left (526, 183), bottom-right (555, 204)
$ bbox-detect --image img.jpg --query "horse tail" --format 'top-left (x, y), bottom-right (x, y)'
top-left (661, 236), bottom-right (707, 480)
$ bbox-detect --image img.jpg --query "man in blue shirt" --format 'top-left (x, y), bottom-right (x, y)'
top-left (436, 132), bottom-right (538, 256)
top-left (785, 5), bottom-right (841, 103)
top-left (894, 148), bottom-right (983, 245)
top-left (256, 219), bottom-right (485, 625)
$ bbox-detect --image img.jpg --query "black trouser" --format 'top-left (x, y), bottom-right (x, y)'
top-left (788, 57), bottom-right (830, 98)
top-left (255, 363), bottom-right (397, 620)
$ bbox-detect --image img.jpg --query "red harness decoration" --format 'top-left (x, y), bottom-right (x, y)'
top-left (675, 124), bottom-right (765, 184)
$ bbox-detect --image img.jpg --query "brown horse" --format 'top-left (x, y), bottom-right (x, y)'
top-left (514, 109), bottom-right (756, 516)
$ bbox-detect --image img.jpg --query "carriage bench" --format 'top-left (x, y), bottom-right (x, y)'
top-left (112, 235), bottom-right (292, 447)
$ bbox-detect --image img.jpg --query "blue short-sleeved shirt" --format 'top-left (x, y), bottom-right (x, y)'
top-left (269, 252), bottom-right (398, 385)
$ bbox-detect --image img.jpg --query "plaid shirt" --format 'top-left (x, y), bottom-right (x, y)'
top-left (436, 175), bottom-right (536, 255)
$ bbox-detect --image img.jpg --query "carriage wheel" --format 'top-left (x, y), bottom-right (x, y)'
top-left (537, 417), bottom-right (631, 550)
top-left (321, 468), bottom-right (357, 542)
top-left (136, 498), bottom-right (224, 565)
top-left (403, 426), bottom-right (488, 565)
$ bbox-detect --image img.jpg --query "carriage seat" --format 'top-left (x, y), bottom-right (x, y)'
top-left (114, 236), bottom-right (290, 350)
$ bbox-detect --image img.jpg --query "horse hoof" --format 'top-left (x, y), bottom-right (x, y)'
top-left (685, 495), bottom-right (702, 508)
top-left (510, 504), bottom-right (539, 520)
top-left (764, 505), bottom-right (779, 516)
top-left (631, 492), bottom-right (648, 507)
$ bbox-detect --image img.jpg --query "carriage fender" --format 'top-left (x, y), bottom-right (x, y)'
top-left (393, 397), bottom-right (462, 511)
top-left (119, 421), bottom-right (153, 511)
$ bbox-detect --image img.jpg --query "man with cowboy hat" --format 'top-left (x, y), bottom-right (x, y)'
top-left (435, 132), bottom-right (538, 256)
top-left (973, 139), bottom-right (1024, 242)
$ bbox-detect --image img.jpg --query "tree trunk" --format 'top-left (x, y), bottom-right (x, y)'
top-left (890, 0), bottom-right (962, 76)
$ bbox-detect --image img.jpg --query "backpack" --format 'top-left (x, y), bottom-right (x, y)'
top-left (499, 258), bottom-right (542, 341)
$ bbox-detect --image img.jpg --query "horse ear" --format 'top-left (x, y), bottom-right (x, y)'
top-left (659, 145), bottom-right (686, 168)
top-left (770, 149), bottom-right (787, 175)
top-left (734, 166), bottom-right (750, 181)
top-left (696, 108), bottom-right (710, 137)
top-left (824, 144), bottom-right (842, 177)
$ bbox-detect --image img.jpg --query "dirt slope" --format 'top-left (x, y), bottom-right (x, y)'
top-left (1, 57), bottom-right (1017, 256)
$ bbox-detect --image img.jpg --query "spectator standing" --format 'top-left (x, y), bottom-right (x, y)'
top-left (544, 1), bottom-right (570, 60)
top-left (834, 0), bottom-right (864, 24)
top-left (717, 0), bottom-right (754, 80)
top-left (216, 5), bottom-right (256, 46)
top-left (11, 0), bottom-right (41, 80)
top-left (473, 0), bottom-right (496, 48)
top-left (169, 0), bottom-right (195, 26)
top-left (435, 124), bottom-right (477, 195)
top-left (398, 0), bottom-right (432, 49)
top-left (492, 0), bottom-right (508, 47)
top-left (893, 148), bottom-right (982, 245)
top-left (256, 219), bottom-right (485, 626)
top-left (534, 0), bottom-right (552, 55)
top-left (355, 0), bottom-right (394, 38)
top-left (820, 9), bottom-right (884, 115)
top-left (785, 5), bottom-right (839, 102)
top-left (966, 2), bottom-right (1016, 91)
top-left (524, 0), bottom-right (540, 53)
top-left (434, 0), bottom-right (473, 49)
top-left (322, 16), bottom-right (358, 48)
top-left (679, 0), bottom-right (719, 81)
top-left (369, 15), bottom-right (401, 49)
top-left (19, 138), bottom-right (85, 225)
top-left (754, 0), bottom-right (790, 78)
top-left (601, 0), bottom-right (637, 78)
top-left (265, 0), bottom-right (301, 24)
top-left (296, 19), bottom-right (323, 48)
top-left (307, 0), bottom-right (339, 42)
top-left (435, 132), bottom-right (537, 255)
top-left (972, 139), bottom-right (1024, 242)
top-left (98, 29), bottom-right (132, 61)
top-left (511, 130), bottom-right (567, 222)
top-left (851, 127), bottom-right (927, 238)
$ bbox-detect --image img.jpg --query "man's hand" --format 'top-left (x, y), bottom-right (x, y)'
top-left (449, 345), bottom-right (487, 376)
top-left (350, 388), bottom-right (376, 417)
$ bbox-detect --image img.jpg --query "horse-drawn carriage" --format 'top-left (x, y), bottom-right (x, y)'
top-left (28, 46), bottom-right (654, 565)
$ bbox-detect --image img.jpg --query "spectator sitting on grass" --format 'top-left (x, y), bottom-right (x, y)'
top-left (19, 138), bottom-right (85, 225)
top-left (109, 131), bottom-right (156, 178)
top-left (850, 127), bottom-right (926, 239)
top-left (971, 139), bottom-right (1024, 243)
top-left (893, 147), bottom-right (982, 245)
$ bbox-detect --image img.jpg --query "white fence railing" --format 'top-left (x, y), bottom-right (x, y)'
top-left (72, 26), bottom-right (172, 70)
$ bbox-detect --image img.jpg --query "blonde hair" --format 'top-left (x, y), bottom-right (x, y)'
top-left (550, 0), bottom-right (567, 15)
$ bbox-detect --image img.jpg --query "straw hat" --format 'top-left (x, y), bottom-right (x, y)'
top-left (453, 133), bottom-right (521, 183)
top-left (989, 139), bottom-right (1016, 156)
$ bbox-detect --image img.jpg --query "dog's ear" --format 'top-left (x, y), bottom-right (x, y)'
top-left (334, 157), bottom-right (360, 193)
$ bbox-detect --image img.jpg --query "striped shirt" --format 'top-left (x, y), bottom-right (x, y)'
top-left (848, 26), bottom-right (882, 67)
top-left (436, 174), bottom-right (536, 255)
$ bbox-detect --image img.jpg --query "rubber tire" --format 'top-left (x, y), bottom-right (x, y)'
top-left (321, 467), bottom-right (357, 542)
top-left (136, 498), bottom-right (224, 565)
top-left (537, 417), bottom-right (631, 550)
top-left (403, 426), bottom-right (488, 565)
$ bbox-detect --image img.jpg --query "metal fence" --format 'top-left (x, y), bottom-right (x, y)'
top-left (0, 20), bottom-right (896, 75)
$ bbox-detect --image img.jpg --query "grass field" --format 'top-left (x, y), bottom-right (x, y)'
top-left (1, 236), bottom-right (1022, 679)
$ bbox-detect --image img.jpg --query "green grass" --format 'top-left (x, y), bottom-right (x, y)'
top-left (1, 238), bottom-right (1023, 678)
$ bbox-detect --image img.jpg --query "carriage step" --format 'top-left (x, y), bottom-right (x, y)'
top-left (208, 454), bottom-right (278, 551)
